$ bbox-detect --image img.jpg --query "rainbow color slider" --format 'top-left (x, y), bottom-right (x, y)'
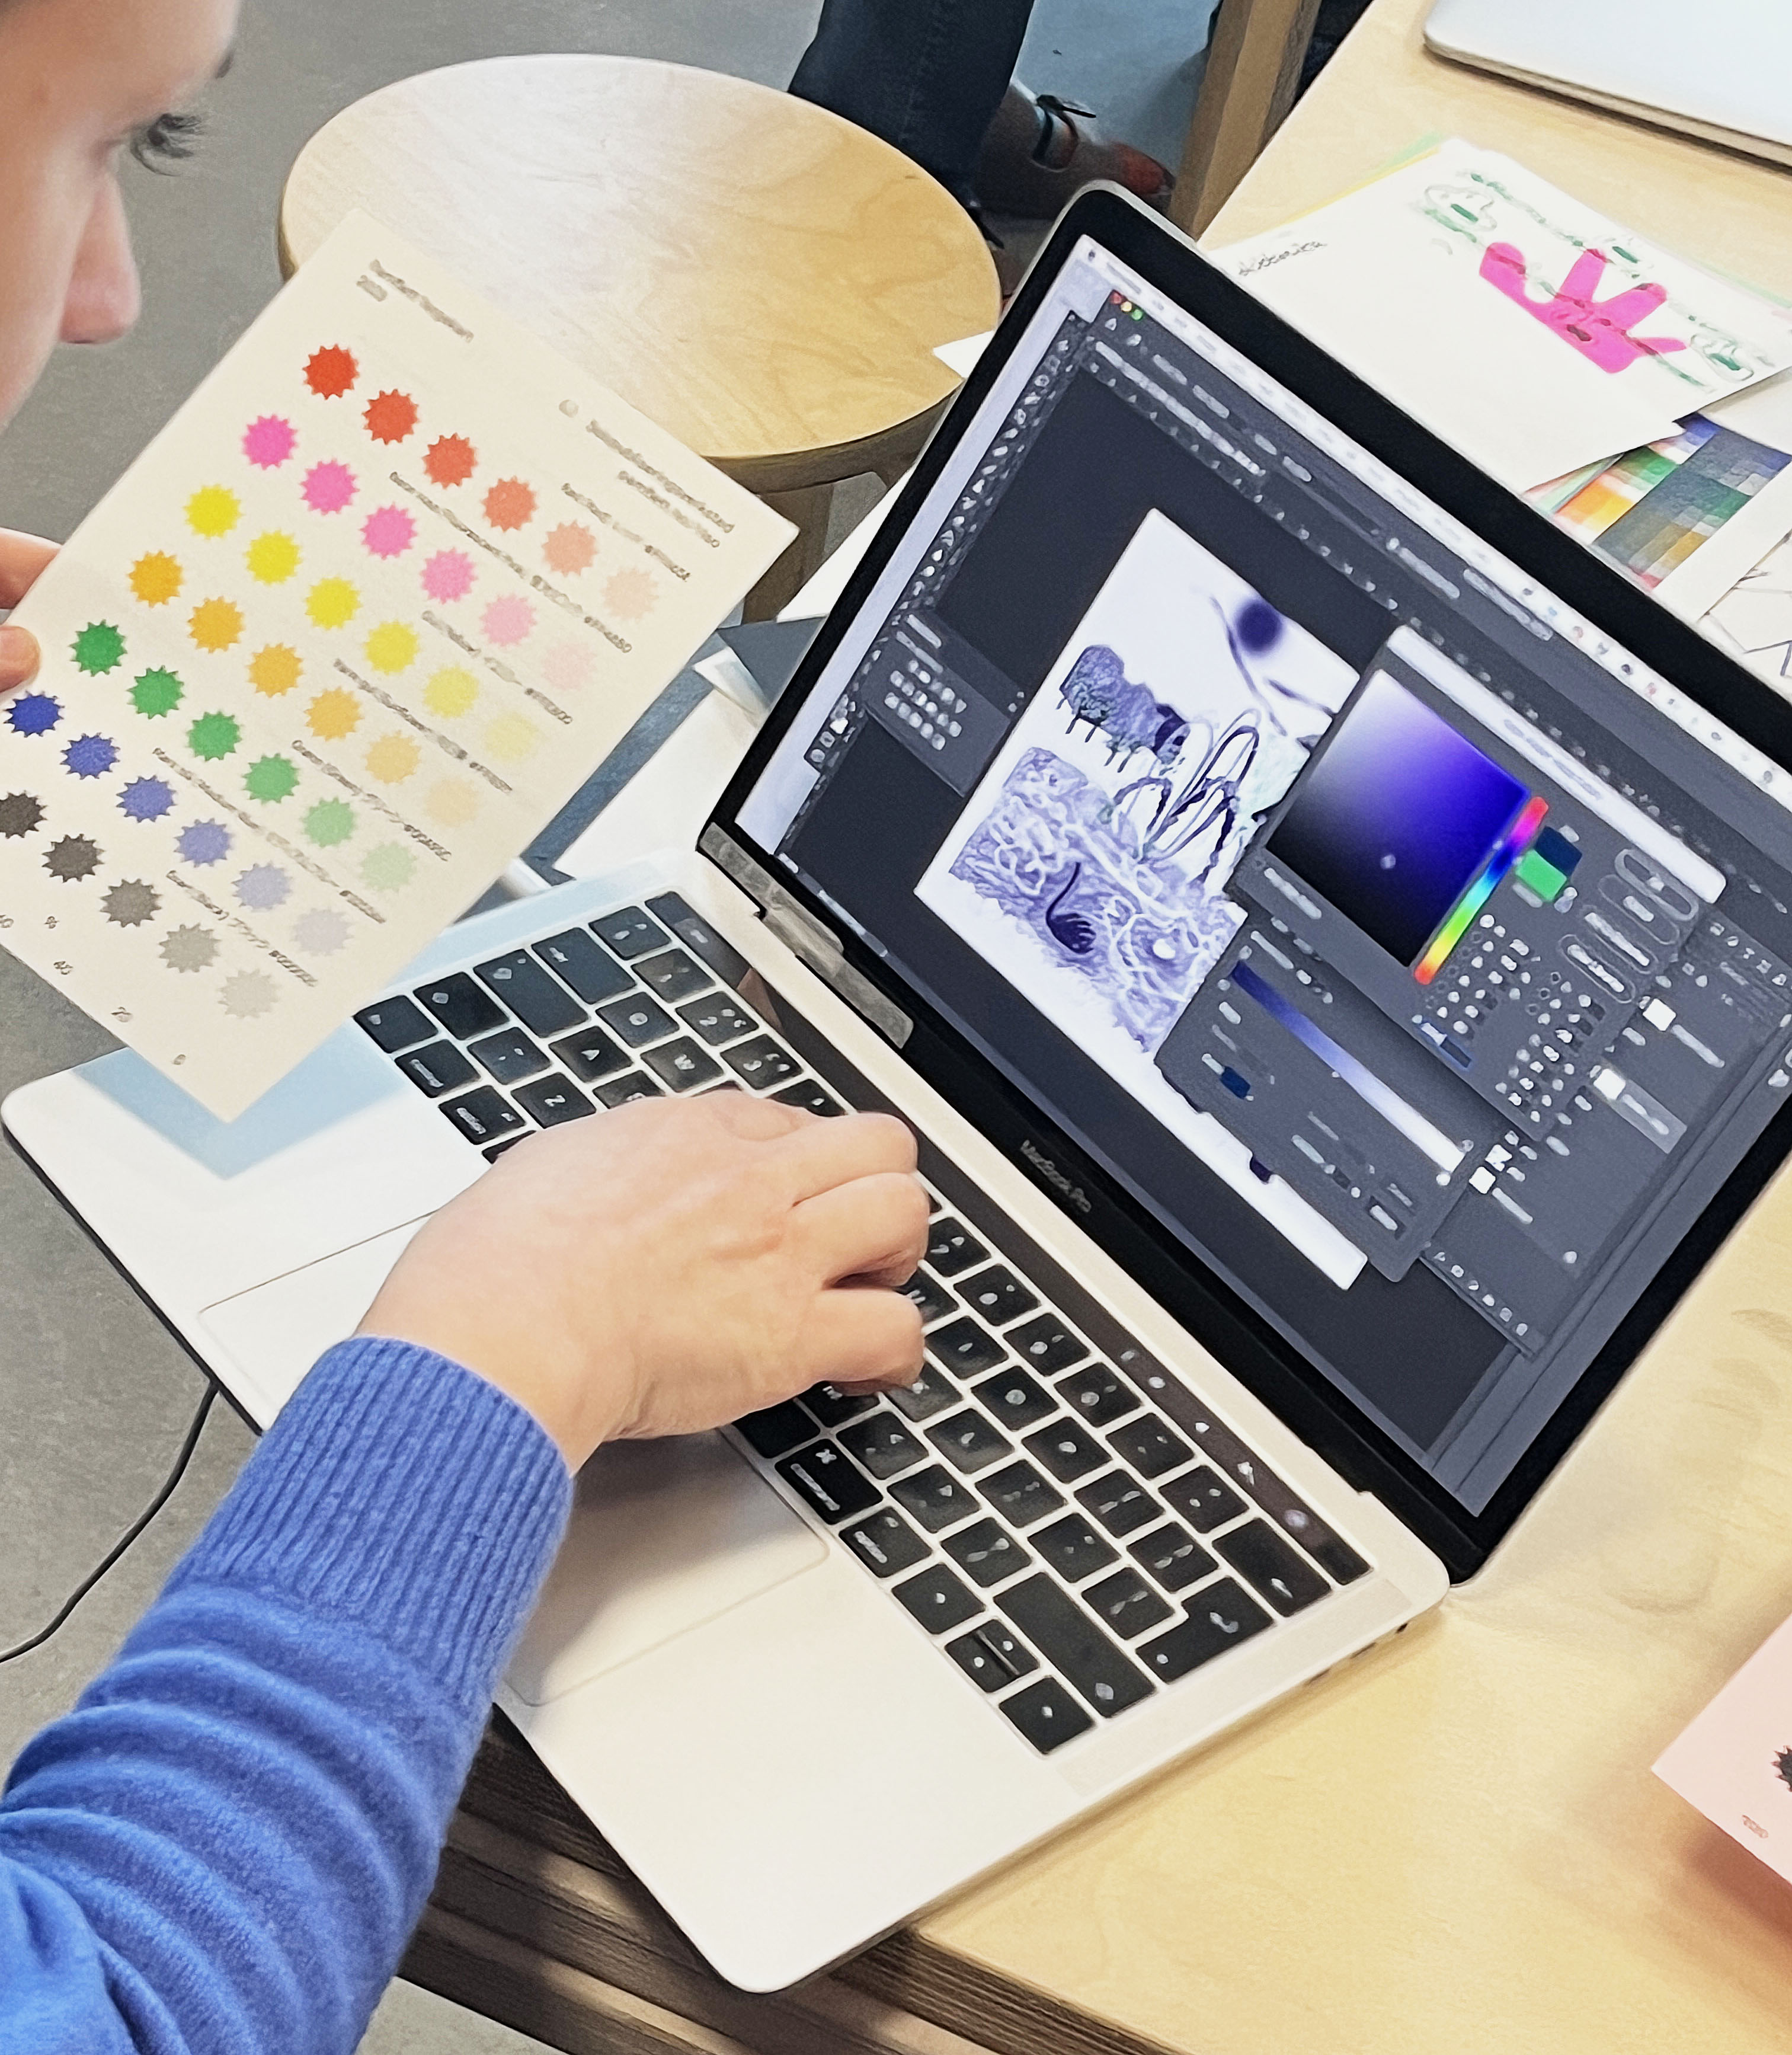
top-left (1414, 795), bottom-right (1550, 985)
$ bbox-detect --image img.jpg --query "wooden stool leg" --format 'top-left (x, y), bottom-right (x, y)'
top-left (743, 482), bottom-right (836, 622)
top-left (1171, 0), bottom-right (1323, 239)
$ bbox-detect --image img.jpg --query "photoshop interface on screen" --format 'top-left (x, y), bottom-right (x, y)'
top-left (741, 242), bottom-right (1792, 1513)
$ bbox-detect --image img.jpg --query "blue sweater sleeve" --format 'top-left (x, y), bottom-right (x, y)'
top-left (0, 1336), bottom-right (571, 2055)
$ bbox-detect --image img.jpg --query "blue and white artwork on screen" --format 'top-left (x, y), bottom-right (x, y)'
top-left (918, 509), bottom-right (1357, 1083)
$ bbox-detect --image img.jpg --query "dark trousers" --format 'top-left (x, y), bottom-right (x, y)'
top-left (789, 0), bottom-right (1036, 206)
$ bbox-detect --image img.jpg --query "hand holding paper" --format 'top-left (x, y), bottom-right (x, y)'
top-left (0, 528), bottom-right (56, 691)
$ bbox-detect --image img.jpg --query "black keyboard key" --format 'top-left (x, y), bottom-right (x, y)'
top-left (841, 1508), bottom-right (930, 1579)
top-left (1056, 1363), bottom-right (1140, 1427)
top-left (772, 1080), bottom-right (843, 1117)
top-left (1160, 1466), bottom-right (1248, 1533)
top-left (415, 971), bottom-right (505, 1040)
top-left (1128, 1523), bottom-right (1217, 1594)
top-left (482, 1138), bottom-right (526, 1163)
top-left (644, 1037), bottom-right (723, 1093)
top-left (1005, 1313), bottom-right (1088, 1375)
top-left (1076, 1474), bottom-right (1159, 1538)
top-left (997, 1576), bottom-right (1154, 1717)
top-left (469, 1028), bottom-right (549, 1085)
top-left (977, 1462), bottom-right (1064, 1530)
top-left (1000, 1677), bottom-right (1093, 1753)
top-left (548, 1025), bottom-right (631, 1084)
top-left (677, 995), bottom-right (757, 1046)
top-left (396, 1041), bottom-right (476, 1098)
top-left (594, 1072), bottom-right (663, 1107)
top-left (897, 1270), bottom-right (957, 1325)
top-left (889, 1464), bottom-right (980, 1533)
top-left (775, 1441), bottom-right (878, 1523)
top-left (946, 1622), bottom-right (1038, 1693)
top-left (724, 1036), bottom-right (801, 1089)
top-left (1106, 1415), bottom-right (1195, 1481)
top-left (1022, 1419), bottom-right (1109, 1484)
top-left (635, 948), bottom-right (711, 1003)
top-left (534, 928), bottom-right (633, 1004)
top-left (591, 906), bottom-right (668, 958)
top-left (884, 1360), bottom-right (960, 1424)
top-left (440, 1086), bottom-right (527, 1146)
top-left (927, 1317), bottom-right (1007, 1377)
top-left (972, 1368), bottom-right (1057, 1430)
top-left (734, 1401), bottom-right (815, 1458)
top-left (475, 951), bottom-right (585, 1037)
top-left (1083, 1568), bottom-right (1173, 1639)
top-left (892, 1564), bottom-right (982, 1635)
top-left (943, 1517), bottom-right (1029, 1588)
top-left (925, 1410), bottom-right (1012, 1475)
top-left (924, 1218), bottom-right (987, 1277)
top-left (958, 1266), bottom-right (1038, 1327)
top-left (356, 995), bottom-right (432, 1052)
top-left (804, 1382), bottom-right (879, 1430)
top-left (597, 993), bottom-right (676, 1046)
top-left (1032, 1515), bottom-right (1118, 1582)
top-left (1137, 1579), bottom-right (1272, 1682)
top-left (837, 1411), bottom-right (928, 1479)
top-left (514, 1073), bottom-right (593, 1126)
top-left (1214, 1521), bottom-right (1330, 1615)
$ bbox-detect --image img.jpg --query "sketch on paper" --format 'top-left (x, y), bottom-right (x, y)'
top-left (1705, 533), bottom-right (1792, 693)
top-left (917, 510), bottom-right (1358, 1080)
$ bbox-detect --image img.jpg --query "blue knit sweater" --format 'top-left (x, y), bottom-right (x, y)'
top-left (0, 1337), bottom-right (572, 2054)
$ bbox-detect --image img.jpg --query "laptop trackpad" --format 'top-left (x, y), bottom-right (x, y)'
top-left (507, 1432), bottom-right (827, 1706)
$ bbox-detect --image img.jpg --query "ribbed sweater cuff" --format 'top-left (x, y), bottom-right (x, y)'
top-left (167, 1338), bottom-right (571, 1715)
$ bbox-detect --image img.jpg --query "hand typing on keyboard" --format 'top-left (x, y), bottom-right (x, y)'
top-left (359, 1092), bottom-right (927, 1469)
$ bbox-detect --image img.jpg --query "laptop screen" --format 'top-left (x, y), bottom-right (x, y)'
top-left (732, 229), bottom-right (1792, 1521)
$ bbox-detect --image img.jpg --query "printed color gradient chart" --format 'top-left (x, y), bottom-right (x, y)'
top-left (0, 215), bottom-right (791, 1118)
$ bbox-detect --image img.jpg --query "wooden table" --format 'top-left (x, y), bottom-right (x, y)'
top-left (279, 56), bottom-right (999, 618)
top-left (405, 7), bottom-right (1792, 2050)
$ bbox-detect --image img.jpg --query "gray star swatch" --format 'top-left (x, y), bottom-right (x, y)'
top-left (44, 834), bottom-right (101, 883)
top-left (0, 792), bottom-right (43, 839)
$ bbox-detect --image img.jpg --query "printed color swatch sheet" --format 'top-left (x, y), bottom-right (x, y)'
top-left (0, 213), bottom-right (791, 1118)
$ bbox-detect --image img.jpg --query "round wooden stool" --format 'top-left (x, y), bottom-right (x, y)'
top-left (280, 55), bottom-right (1000, 617)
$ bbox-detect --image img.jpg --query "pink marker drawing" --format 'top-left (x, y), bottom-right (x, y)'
top-left (1479, 244), bottom-right (1688, 373)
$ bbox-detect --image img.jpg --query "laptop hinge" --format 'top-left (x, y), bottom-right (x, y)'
top-left (701, 825), bottom-right (913, 1049)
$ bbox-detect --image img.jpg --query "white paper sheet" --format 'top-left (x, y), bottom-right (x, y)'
top-left (1213, 140), bottom-right (1792, 490)
top-left (0, 213), bottom-right (792, 1118)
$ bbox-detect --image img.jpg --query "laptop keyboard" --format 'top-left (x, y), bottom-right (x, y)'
top-left (355, 896), bottom-right (1372, 1756)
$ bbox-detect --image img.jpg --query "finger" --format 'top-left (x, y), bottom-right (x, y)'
top-left (775, 1109), bottom-right (917, 1202)
top-left (792, 1169), bottom-right (929, 1287)
top-left (0, 529), bottom-right (57, 609)
top-left (0, 625), bottom-right (39, 695)
top-left (802, 1286), bottom-right (925, 1390)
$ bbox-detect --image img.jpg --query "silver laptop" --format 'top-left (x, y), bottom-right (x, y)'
top-left (11, 186), bottom-right (1792, 1992)
top-left (1426, 0), bottom-right (1792, 169)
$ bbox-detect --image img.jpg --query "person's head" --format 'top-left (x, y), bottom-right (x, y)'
top-left (0, 0), bottom-right (238, 428)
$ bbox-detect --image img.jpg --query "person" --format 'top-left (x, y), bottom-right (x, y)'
top-left (788, 0), bottom-right (1374, 234)
top-left (788, 0), bottom-right (1172, 225)
top-left (0, 5), bottom-right (928, 2050)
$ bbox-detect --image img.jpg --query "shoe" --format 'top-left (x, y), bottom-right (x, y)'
top-left (974, 81), bottom-right (1173, 221)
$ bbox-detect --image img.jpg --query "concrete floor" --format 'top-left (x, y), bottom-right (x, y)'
top-left (0, 3), bottom-right (1211, 2050)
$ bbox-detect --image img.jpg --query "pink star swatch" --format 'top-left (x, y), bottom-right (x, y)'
top-left (481, 595), bottom-right (536, 647)
top-left (243, 416), bottom-right (297, 469)
top-left (302, 461), bottom-right (357, 514)
top-left (361, 505), bottom-right (417, 559)
top-left (421, 550), bottom-right (475, 603)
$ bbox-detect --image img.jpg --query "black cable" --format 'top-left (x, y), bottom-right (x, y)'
top-left (0, 1383), bottom-right (216, 1666)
